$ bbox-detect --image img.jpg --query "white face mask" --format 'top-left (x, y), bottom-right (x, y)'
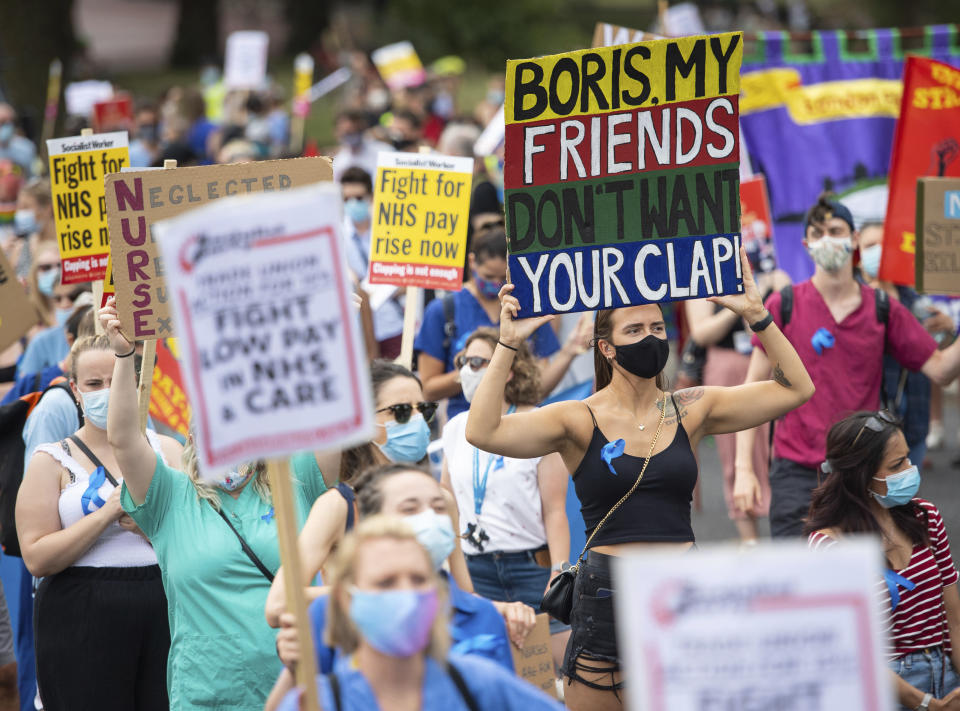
top-left (459, 364), bottom-right (487, 403)
top-left (805, 235), bottom-right (853, 272)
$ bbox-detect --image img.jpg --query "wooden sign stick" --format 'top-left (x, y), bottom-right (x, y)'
top-left (396, 285), bottom-right (419, 371)
top-left (267, 459), bottom-right (321, 711)
top-left (92, 282), bottom-right (105, 334)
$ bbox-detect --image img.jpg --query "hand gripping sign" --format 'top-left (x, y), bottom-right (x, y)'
top-left (504, 32), bottom-right (745, 315)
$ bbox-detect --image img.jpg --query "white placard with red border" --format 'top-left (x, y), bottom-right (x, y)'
top-left (614, 539), bottom-right (892, 711)
top-left (153, 183), bottom-right (374, 474)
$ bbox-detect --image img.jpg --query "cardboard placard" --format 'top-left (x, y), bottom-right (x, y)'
top-left (739, 174), bottom-right (777, 273)
top-left (372, 41), bottom-right (427, 91)
top-left (915, 177), bottom-right (960, 295)
top-left (47, 131), bottom-right (130, 284)
top-left (614, 540), bottom-right (891, 711)
top-left (224, 30), bottom-right (269, 90)
top-left (504, 32), bottom-right (744, 315)
top-left (153, 183), bottom-right (373, 472)
top-left (0, 249), bottom-right (36, 353)
top-left (592, 22), bottom-right (662, 48)
top-left (367, 151), bottom-right (473, 291)
top-left (105, 156), bottom-right (333, 340)
top-left (880, 57), bottom-right (960, 286)
top-left (509, 614), bottom-right (557, 699)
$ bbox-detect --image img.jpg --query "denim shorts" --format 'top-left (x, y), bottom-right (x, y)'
top-left (559, 550), bottom-right (621, 691)
top-left (889, 647), bottom-right (959, 710)
top-left (465, 548), bottom-right (570, 635)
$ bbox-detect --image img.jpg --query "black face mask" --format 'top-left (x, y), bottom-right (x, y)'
top-left (613, 335), bottom-right (670, 379)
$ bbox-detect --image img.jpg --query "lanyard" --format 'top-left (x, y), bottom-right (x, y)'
top-left (472, 405), bottom-right (514, 516)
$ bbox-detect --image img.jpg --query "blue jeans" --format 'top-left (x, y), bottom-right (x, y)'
top-left (465, 549), bottom-right (568, 634)
top-left (889, 647), bottom-right (960, 710)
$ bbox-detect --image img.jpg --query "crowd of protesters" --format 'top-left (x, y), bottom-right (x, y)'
top-left (0, 37), bottom-right (959, 711)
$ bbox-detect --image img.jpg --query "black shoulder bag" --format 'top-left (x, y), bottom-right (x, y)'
top-left (540, 396), bottom-right (667, 624)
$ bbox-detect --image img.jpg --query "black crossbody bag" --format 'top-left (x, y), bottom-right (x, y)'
top-left (211, 503), bottom-right (275, 582)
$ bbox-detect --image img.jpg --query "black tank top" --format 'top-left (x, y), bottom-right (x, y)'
top-left (572, 395), bottom-right (698, 546)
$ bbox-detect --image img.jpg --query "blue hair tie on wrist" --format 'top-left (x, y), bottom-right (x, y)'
top-left (601, 439), bottom-right (626, 476)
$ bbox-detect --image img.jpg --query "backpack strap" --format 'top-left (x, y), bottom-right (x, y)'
top-left (336, 483), bottom-right (356, 533)
top-left (779, 283), bottom-right (794, 328)
top-left (446, 661), bottom-right (481, 711)
top-left (441, 292), bottom-right (458, 355)
top-left (326, 672), bottom-right (342, 711)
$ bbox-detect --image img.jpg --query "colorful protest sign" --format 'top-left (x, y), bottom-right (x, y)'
top-left (0, 248), bottom-right (36, 353)
top-left (367, 151), bottom-right (473, 291)
top-left (149, 339), bottom-right (191, 438)
top-left (153, 183), bottom-right (373, 472)
top-left (92, 93), bottom-right (133, 133)
top-left (504, 32), bottom-right (744, 315)
top-left (915, 177), bottom-right (960, 295)
top-left (510, 615), bottom-right (558, 698)
top-left (100, 253), bottom-right (114, 308)
top-left (881, 57), bottom-right (960, 286)
top-left (740, 174), bottom-right (777, 273)
top-left (224, 31), bottom-right (270, 89)
top-left (739, 26), bottom-right (960, 282)
top-left (47, 131), bottom-right (129, 284)
top-left (372, 41), bottom-right (427, 91)
top-left (615, 540), bottom-right (891, 711)
top-left (105, 157), bottom-right (333, 340)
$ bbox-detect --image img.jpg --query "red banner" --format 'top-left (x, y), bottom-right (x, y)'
top-left (739, 174), bottom-right (777, 273)
top-left (149, 339), bottom-right (191, 437)
top-left (880, 57), bottom-right (960, 285)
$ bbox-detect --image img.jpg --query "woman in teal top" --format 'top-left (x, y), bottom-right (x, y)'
top-left (100, 299), bottom-right (328, 710)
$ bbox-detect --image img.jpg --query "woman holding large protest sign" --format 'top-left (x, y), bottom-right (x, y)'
top-left (98, 299), bottom-right (329, 711)
top-left (807, 412), bottom-right (960, 711)
top-left (466, 248), bottom-right (814, 710)
top-left (273, 515), bottom-right (563, 711)
top-left (17, 334), bottom-right (182, 711)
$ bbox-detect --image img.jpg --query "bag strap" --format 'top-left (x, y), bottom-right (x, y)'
top-left (780, 283), bottom-right (794, 327)
top-left (447, 662), bottom-right (482, 711)
top-left (571, 392), bottom-right (668, 571)
top-left (441, 292), bottom-right (457, 353)
top-left (326, 672), bottom-right (342, 711)
top-left (68, 435), bottom-right (120, 487)
top-left (211, 503), bottom-right (275, 582)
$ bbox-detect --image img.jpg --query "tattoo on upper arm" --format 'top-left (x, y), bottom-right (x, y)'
top-left (656, 388), bottom-right (704, 425)
top-left (773, 363), bottom-right (792, 388)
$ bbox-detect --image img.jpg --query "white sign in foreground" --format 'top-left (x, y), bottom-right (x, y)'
top-left (154, 183), bottom-right (374, 473)
top-left (614, 539), bottom-right (892, 711)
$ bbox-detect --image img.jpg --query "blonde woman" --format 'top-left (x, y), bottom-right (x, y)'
top-left (17, 335), bottom-right (182, 710)
top-left (273, 515), bottom-right (563, 711)
top-left (99, 299), bottom-right (328, 710)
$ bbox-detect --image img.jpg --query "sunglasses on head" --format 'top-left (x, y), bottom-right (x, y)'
top-left (375, 401), bottom-right (438, 424)
top-left (852, 410), bottom-right (898, 446)
top-left (454, 355), bottom-right (490, 371)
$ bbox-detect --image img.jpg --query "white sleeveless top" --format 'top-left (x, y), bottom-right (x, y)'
top-left (36, 430), bottom-right (166, 568)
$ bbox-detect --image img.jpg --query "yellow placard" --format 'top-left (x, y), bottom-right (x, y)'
top-left (47, 131), bottom-right (129, 284)
top-left (505, 32), bottom-right (742, 124)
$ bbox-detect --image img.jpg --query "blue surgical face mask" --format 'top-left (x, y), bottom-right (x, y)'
top-left (349, 587), bottom-right (438, 657)
top-left (472, 271), bottom-right (504, 300)
top-left (376, 413), bottom-right (431, 463)
top-left (860, 244), bottom-right (882, 279)
top-left (871, 465), bottom-right (920, 508)
top-left (13, 209), bottom-right (37, 236)
top-left (404, 509), bottom-right (456, 570)
top-left (37, 269), bottom-right (59, 297)
top-left (0, 123), bottom-right (14, 144)
top-left (80, 387), bottom-right (110, 430)
top-left (56, 306), bottom-right (73, 327)
top-left (344, 197), bottom-right (370, 224)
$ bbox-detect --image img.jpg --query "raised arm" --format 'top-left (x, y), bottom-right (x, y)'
top-left (684, 298), bottom-right (742, 346)
top-left (537, 313), bottom-right (593, 396)
top-left (465, 286), bottom-right (572, 459)
top-left (100, 298), bottom-right (160, 505)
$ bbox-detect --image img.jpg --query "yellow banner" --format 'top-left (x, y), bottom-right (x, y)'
top-left (47, 131), bottom-right (129, 284)
top-left (505, 32), bottom-right (742, 124)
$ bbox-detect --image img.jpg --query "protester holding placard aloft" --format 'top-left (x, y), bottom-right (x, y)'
top-left (273, 515), bottom-right (563, 711)
top-left (98, 298), bottom-right (331, 710)
top-left (807, 412), bottom-right (960, 711)
top-left (17, 334), bottom-right (182, 710)
top-left (466, 247), bottom-right (813, 710)
top-left (734, 195), bottom-right (960, 540)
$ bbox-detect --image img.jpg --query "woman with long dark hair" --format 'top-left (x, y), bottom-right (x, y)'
top-left (466, 249), bottom-right (815, 711)
top-left (806, 411), bottom-right (960, 711)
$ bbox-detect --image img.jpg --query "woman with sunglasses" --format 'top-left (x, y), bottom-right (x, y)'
top-left (466, 249), bottom-right (815, 711)
top-left (807, 411), bottom-right (960, 711)
top-left (265, 360), bottom-right (472, 626)
top-left (442, 326), bottom-right (571, 665)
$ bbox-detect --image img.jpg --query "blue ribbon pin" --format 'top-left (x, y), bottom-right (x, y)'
top-left (884, 569), bottom-right (916, 612)
top-left (261, 507), bottom-right (275, 523)
top-left (601, 439), bottom-right (626, 476)
top-left (80, 466), bottom-right (108, 516)
top-left (811, 327), bottom-right (835, 356)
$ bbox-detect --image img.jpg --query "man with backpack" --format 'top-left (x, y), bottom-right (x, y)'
top-left (733, 195), bottom-right (960, 538)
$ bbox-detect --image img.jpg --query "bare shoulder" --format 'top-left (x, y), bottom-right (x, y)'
top-left (25, 446), bottom-right (66, 479)
top-left (660, 386), bottom-right (708, 423)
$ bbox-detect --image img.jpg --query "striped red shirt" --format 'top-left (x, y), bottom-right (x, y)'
top-left (808, 498), bottom-right (959, 659)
